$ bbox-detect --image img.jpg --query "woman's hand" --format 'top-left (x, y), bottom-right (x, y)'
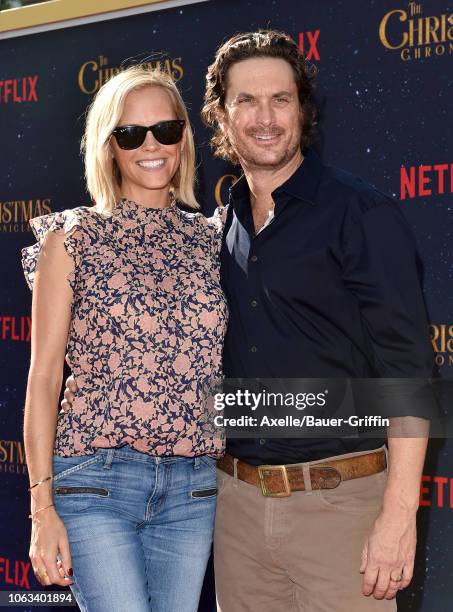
top-left (29, 507), bottom-right (74, 587)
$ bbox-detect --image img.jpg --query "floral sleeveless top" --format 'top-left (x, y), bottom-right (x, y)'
top-left (22, 199), bottom-right (227, 457)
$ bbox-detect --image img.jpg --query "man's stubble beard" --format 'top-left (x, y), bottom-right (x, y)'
top-left (229, 131), bottom-right (302, 172)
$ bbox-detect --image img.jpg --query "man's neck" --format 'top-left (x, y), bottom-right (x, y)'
top-left (243, 150), bottom-right (304, 210)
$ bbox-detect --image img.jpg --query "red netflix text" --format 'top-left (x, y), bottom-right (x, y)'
top-left (0, 76), bottom-right (38, 104)
top-left (0, 317), bottom-right (31, 342)
top-left (420, 474), bottom-right (453, 508)
top-left (400, 163), bottom-right (453, 200)
top-left (0, 557), bottom-right (31, 588)
top-left (298, 30), bottom-right (320, 61)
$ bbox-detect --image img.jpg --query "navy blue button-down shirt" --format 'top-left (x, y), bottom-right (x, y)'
top-left (220, 148), bottom-right (435, 464)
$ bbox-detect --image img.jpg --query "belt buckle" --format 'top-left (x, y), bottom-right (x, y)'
top-left (257, 464), bottom-right (291, 497)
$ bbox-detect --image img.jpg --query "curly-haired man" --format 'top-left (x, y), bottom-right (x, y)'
top-left (202, 30), bottom-right (433, 612)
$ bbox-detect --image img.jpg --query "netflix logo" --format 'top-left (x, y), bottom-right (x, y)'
top-left (400, 162), bottom-right (453, 200)
top-left (0, 317), bottom-right (31, 342)
top-left (420, 474), bottom-right (453, 508)
top-left (0, 556), bottom-right (31, 588)
top-left (0, 76), bottom-right (38, 104)
top-left (298, 30), bottom-right (320, 61)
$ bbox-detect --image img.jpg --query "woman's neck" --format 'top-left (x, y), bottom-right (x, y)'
top-left (120, 185), bottom-right (172, 209)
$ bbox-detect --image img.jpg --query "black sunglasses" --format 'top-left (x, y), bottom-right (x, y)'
top-left (112, 119), bottom-right (185, 149)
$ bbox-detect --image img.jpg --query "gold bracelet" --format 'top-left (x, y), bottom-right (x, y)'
top-left (28, 476), bottom-right (53, 491)
top-left (28, 503), bottom-right (55, 519)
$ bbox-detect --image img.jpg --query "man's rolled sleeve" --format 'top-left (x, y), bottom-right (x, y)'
top-left (342, 194), bottom-right (437, 420)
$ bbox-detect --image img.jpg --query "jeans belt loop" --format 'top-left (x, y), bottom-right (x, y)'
top-left (302, 464), bottom-right (312, 493)
top-left (233, 456), bottom-right (239, 488)
top-left (233, 457), bottom-right (239, 479)
top-left (103, 448), bottom-right (115, 470)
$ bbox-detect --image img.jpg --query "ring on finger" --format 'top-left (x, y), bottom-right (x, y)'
top-left (390, 573), bottom-right (403, 582)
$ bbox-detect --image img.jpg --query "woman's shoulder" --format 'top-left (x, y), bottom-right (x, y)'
top-left (29, 205), bottom-right (100, 239)
top-left (207, 204), bottom-right (229, 231)
top-left (22, 205), bottom-right (101, 291)
top-left (179, 204), bottom-right (229, 232)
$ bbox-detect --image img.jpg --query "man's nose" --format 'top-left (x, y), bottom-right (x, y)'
top-left (255, 100), bottom-right (275, 126)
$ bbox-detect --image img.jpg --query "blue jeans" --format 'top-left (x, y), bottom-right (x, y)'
top-left (52, 445), bottom-right (217, 612)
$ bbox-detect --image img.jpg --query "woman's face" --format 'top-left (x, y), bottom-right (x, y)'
top-left (111, 86), bottom-right (185, 206)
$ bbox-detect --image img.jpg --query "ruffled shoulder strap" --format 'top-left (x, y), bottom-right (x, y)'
top-left (199, 204), bottom-right (229, 258)
top-left (21, 207), bottom-right (91, 291)
top-left (206, 204), bottom-right (229, 233)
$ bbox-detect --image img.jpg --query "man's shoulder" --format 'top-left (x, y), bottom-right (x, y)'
top-left (321, 162), bottom-right (396, 216)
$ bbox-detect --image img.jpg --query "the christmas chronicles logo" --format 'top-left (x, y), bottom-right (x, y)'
top-left (298, 30), bottom-right (320, 61)
top-left (0, 198), bottom-right (51, 232)
top-left (0, 75), bottom-right (38, 104)
top-left (379, 3), bottom-right (453, 61)
top-left (430, 324), bottom-right (453, 367)
top-left (400, 162), bottom-right (453, 200)
top-left (0, 440), bottom-right (27, 476)
top-left (78, 55), bottom-right (184, 95)
top-left (215, 174), bottom-right (239, 207)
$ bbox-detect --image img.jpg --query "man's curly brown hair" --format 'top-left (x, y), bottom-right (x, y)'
top-left (201, 30), bottom-right (317, 165)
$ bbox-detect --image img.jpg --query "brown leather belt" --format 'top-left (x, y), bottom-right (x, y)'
top-left (216, 449), bottom-right (386, 497)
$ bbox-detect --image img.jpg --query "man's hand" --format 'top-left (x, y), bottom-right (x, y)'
top-left (360, 508), bottom-right (416, 600)
top-left (60, 375), bottom-right (77, 411)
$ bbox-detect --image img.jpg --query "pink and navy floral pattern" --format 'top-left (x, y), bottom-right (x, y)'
top-left (22, 199), bottom-right (227, 457)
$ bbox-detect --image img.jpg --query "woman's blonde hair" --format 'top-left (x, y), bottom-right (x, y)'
top-left (81, 65), bottom-right (198, 212)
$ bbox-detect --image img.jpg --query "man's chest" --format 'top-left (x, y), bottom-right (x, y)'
top-left (221, 207), bottom-right (343, 300)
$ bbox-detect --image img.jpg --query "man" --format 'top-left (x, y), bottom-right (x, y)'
top-left (200, 31), bottom-right (434, 611)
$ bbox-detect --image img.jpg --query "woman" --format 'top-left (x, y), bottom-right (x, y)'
top-left (22, 65), bottom-right (227, 612)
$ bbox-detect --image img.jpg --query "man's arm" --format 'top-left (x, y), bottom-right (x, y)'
top-left (341, 192), bottom-right (436, 599)
top-left (360, 424), bottom-right (428, 599)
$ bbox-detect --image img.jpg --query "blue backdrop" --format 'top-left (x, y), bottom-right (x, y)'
top-left (1, 0), bottom-right (452, 610)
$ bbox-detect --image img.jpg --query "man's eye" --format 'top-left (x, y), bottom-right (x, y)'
top-left (275, 97), bottom-right (289, 103)
top-left (238, 98), bottom-right (253, 104)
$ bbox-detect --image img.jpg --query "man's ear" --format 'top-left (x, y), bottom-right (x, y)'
top-left (216, 106), bottom-right (228, 133)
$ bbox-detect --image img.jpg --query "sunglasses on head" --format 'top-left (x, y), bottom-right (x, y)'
top-left (112, 119), bottom-right (185, 149)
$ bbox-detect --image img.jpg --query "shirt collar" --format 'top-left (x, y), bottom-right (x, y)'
top-left (229, 147), bottom-right (325, 213)
top-left (112, 196), bottom-right (179, 228)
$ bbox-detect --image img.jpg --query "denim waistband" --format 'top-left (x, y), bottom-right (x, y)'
top-left (93, 444), bottom-right (213, 465)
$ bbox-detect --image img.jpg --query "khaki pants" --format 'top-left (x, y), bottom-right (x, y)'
top-left (214, 447), bottom-right (397, 612)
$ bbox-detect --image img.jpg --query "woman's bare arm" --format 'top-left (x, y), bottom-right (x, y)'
top-left (24, 230), bottom-right (75, 586)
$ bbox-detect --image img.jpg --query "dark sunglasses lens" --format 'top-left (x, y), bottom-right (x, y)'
top-left (152, 121), bottom-right (184, 145)
top-left (114, 126), bottom-right (147, 149)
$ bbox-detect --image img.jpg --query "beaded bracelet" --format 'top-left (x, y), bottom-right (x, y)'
top-left (28, 503), bottom-right (55, 519)
top-left (28, 476), bottom-right (52, 491)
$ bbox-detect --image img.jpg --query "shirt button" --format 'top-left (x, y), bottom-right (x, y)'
top-left (250, 346), bottom-right (258, 353)
top-left (251, 300), bottom-right (258, 308)
top-left (250, 255), bottom-right (258, 262)
top-left (259, 438), bottom-right (266, 445)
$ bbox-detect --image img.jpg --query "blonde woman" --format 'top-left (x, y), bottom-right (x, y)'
top-left (22, 66), bottom-right (227, 612)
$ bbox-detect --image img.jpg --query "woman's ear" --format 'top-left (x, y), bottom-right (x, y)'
top-left (180, 124), bottom-right (187, 153)
top-left (107, 135), bottom-right (115, 159)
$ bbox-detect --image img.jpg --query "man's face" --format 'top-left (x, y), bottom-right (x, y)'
top-left (222, 57), bottom-right (302, 171)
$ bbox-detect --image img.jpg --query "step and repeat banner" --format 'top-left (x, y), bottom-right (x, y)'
top-left (1, 0), bottom-right (452, 610)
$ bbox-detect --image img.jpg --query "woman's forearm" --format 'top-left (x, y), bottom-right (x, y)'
top-left (24, 371), bottom-right (62, 513)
